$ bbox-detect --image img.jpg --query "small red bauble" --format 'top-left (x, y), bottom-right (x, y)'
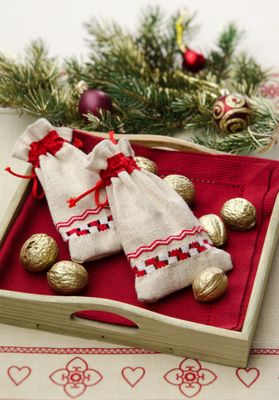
top-left (182, 48), bottom-right (206, 73)
top-left (78, 89), bottom-right (112, 118)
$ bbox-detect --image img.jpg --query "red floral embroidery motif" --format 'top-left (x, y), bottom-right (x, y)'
top-left (49, 356), bottom-right (103, 398)
top-left (164, 358), bottom-right (217, 398)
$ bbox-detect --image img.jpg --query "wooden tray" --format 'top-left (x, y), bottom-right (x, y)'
top-left (0, 132), bottom-right (278, 368)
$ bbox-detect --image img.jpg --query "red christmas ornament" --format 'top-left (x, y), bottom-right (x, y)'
top-left (213, 93), bottom-right (251, 134)
top-left (182, 48), bottom-right (206, 73)
top-left (78, 89), bottom-right (112, 118)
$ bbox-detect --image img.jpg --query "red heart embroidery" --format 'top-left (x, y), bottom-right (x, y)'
top-left (8, 366), bottom-right (31, 386)
top-left (122, 367), bottom-right (145, 387)
top-left (236, 368), bottom-right (260, 388)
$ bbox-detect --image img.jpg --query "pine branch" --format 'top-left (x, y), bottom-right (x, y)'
top-left (206, 23), bottom-right (243, 81)
top-left (84, 18), bottom-right (129, 57)
top-left (0, 6), bottom-right (276, 155)
top-left (0, 40), bottom-right (83, 126)
top-left (136, 6), bottom-right (196, 72)
top-left (230, 54), bottom-right (269, 96)
top-left (63, 57), bottom-right (87, 85)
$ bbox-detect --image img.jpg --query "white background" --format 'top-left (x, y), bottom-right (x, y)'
top-left (0, 0), bottom-right (278, 68)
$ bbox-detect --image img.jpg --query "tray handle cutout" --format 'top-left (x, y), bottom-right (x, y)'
top-left (72, 309), bottom-right (138, 329)
top-left (68, 301), bottom-right (146, 338)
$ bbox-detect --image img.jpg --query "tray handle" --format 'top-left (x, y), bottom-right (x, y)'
top-left (64, 298), bottom-right (154, 338)
top-left (70, 312), bottom-right (140, 337)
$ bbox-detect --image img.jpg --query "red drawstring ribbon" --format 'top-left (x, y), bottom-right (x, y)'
top-left (68, 152), bottom-right (140, 209)
top-left (72, 137), bottom-right (83, 149)
top-left (108, 130), bottom-right (117, 144)
top-left (5, 167), bottom-right (36, 180)
top-left (68, 130), bottom-right (117, 208)
top-left (6, 130), bottom-right (83, 200)
top-left (67, 178), bottom-right (108, 209)
top-left (5, 167), bottom-right (44, 199)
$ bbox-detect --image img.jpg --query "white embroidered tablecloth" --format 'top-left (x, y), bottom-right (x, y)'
top-left (0, 76), bottom-right (278, 400)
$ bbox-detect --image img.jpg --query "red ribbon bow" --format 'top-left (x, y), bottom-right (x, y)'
top-left (100, 153), bottom-right (139, 184)
top-left (28, 130), bottom-right (66, 168)
top-left (68, 152), bottom-right (140, 209)
top-left (6, 130), bottom-right (83, 199)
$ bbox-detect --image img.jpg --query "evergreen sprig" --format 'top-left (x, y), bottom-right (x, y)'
top-left (0, 6), bottom-right (277, 154)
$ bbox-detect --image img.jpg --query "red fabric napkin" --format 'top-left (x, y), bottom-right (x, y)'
top-left (0, 130), bottom-right (278, 331)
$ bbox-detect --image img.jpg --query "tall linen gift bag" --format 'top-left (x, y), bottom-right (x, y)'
top-left (7, 118), bottom-right (121, 262)
top-left (81, 137), bottom-right (233, 302)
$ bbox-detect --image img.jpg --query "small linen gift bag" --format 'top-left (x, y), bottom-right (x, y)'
top-left (8, 119), bottom-right (121, 263)
top-left (82, 137), bottom-right (233, 302)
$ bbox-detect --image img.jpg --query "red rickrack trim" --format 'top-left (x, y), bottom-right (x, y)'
top-left (127, 226), bottom-right (208, 260)
top-left (56, 206), bottom-right (104, 230)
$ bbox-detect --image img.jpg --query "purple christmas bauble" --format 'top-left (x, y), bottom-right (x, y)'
top-left (78, 89), bottom-right (112, 118)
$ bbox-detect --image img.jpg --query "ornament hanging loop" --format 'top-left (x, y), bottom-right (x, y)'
top-left (175, 13), bottom-right (187, 52)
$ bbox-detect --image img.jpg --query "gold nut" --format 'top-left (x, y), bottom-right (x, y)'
top-left (134, 156), bottom-right (158, 174)
top-left (221, 197), bottom-right (256, 230)
top-left (47, 261), bottom-right (88, 295)
top-left (199, 214), bottom-right (227, 247)
top-left (163, 174), bottom-right (195, 204)
top-left (20, 233), bottom-right (58, 272)
top-left (192, 267), bottom-right (228, 302)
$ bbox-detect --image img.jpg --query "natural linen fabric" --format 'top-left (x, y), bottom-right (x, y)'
top-left (85, 138), bottom-right (233, 302)
top-left (11, 118), bottom-right (121, 262)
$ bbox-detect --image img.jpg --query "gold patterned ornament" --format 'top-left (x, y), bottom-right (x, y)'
top-left (199, 214), bottom-right (227, 247)
top-left (163, 174), bottom-right (195, 204)
top-left (47, 261), bottom-right (88, 294)
top-left (20, 234), bottom-right (58, 272)
top-left (192, 267), bottom-right (228, 302)
top-left (134, 156), bottom-right (158, 174)
top-left (213, 93), bottom-right (251, 134)
top-left (221, 198), bottom-right (256, 230)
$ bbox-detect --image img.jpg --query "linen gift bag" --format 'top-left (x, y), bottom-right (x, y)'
top-left (82, 137), bottom-right (233, 302)
top-left (8, 118), bottom-right (121, 262)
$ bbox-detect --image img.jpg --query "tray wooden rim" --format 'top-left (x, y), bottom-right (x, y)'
top-left (0, 130), bottom-right (278, 367)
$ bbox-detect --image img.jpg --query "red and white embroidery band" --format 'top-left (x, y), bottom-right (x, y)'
top-left (127, 226), bottom-right (207, 261)
top-left (131, 239), bottom-right (213, 277)
top-left (60, 215), bottom-right (114, 241)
